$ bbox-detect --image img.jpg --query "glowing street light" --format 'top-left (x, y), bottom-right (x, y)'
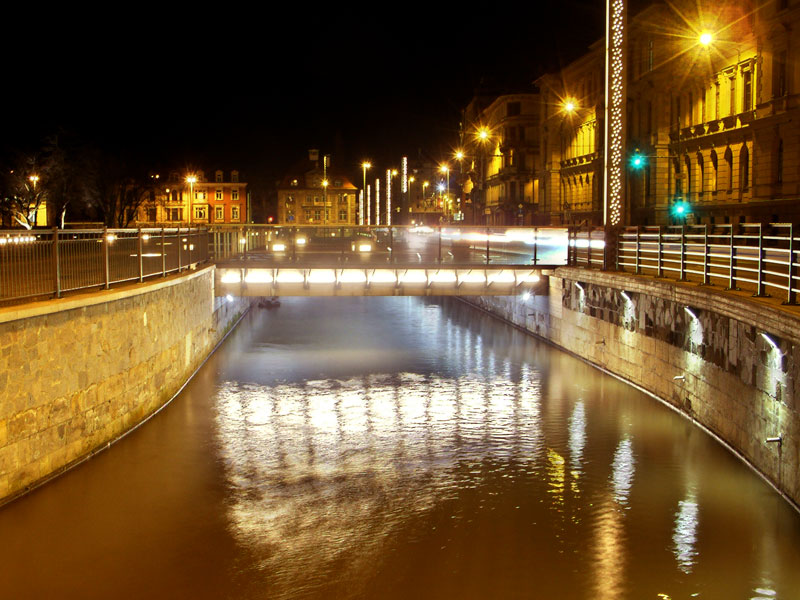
top-left (476, 127), bottom-right (490, 142)
top-left (361, 161), bottom-right (371, 225)
top-left (28, 174), bottom-right (39, 189)
top-left (185, 174), bottom-right (197, 225)
top-left (699, 31), bottom-right (713, 46)
top-left (564, 100), bottom-right (576, 113)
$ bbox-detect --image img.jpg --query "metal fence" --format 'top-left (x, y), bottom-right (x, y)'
top-left (0, 228), bottom-right (209, 305)
top-left (209, 224), bottom-right (572, 268)
top-left (616, 224), bottom-right (800, 303)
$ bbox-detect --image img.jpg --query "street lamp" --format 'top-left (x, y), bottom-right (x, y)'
top-left (361, 161), bottom-right (371, 225)
top-left (185, 174), bottom-right (197, 225)
top-left (439, 164), bottom-right (450, 220)
top-left (699, 31), bottom-right (713, 46)
top-left (28, 174), bottom-right (39, 189)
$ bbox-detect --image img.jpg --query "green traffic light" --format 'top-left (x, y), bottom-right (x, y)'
top-left (672, 200), bottom-right (690, 218)
top-left (629, 152), bottom-right (646, 169)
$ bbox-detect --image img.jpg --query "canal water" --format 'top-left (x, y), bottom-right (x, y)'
top-left (1, 297), bottom-right (799, 599)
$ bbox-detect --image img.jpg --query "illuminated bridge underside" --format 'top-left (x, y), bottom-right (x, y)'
top-left (215, 267), bottom-right (546, 297)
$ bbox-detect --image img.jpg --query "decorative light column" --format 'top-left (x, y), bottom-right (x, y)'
top-left (361, 161), bottom-right (371, 225)
top-left (375, 177), bottom-right (381, 226)
top-left (366, 184), bottom-right (371, 226)
top-left (604, 0), bottom-right (627, 228)
top-left (386, 169), bottom-right (392, 226)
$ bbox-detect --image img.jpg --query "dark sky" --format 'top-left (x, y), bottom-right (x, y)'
top-left (3, 2), bottom-right (608, 190)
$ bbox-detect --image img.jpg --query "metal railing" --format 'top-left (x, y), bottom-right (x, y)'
top-left (617, 224), bottom-right (800, 303)
top-left (209, 224), bottom-right (572, 268)
top-left (0, 228), bottom-right (209, 305)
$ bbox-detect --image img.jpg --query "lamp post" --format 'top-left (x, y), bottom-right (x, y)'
top-left (361, 161), bottom-right (371, 225)
top-left (439, 164), bottom-right (450, 221)
top-left (185, 175), bottom-right (197, 225)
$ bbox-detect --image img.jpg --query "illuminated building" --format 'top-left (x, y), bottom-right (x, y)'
top-left (539, 0), bottom-right (800, 226)
top-left (276, 150), bottom-right (358, 225)
top-left (138, 170), bottom-right (248, 225)
top-left (462, 92), bottom-right (541, 225)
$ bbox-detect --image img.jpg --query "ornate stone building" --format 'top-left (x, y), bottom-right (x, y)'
top-left (462, 91), bottom-right (541, 225)
top-left (538, 0), bottom-right (800, 226)
top-left (276, 150), bottom-right (358, 226)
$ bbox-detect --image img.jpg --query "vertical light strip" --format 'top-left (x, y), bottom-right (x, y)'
top-left (375, 178), bottom-right (381, 226)
top-left (605, 0), bottom-right (626, 226)
top-left (386, 169), bottom-right (392, 226)
top-left (401, 156), bottom-right (408, 193)
top-left (366, 184), bottom-right (371, 226)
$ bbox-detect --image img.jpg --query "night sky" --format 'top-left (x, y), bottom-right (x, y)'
top-left (3, 2), bottom-right (613, 192)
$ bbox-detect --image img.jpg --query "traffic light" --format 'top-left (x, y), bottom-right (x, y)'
top-left (671, 200), bottom-right (691, 218)
top-left (629, 150), bottom-right (646, 169)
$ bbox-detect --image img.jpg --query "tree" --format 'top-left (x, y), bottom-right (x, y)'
top-left (0, 155), bottom-right (48, 229)
top-left (84, 154), bottom-right (150, 228)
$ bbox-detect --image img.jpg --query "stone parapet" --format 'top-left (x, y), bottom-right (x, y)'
top-left (0, 266), bottom-right (251, 504)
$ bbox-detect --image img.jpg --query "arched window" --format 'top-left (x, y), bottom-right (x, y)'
top-left (724, 147), bottom-right (733, 191)
top-left (696, 151), bottom-right (705, 197)
top-left (740, 144), bottom-right (750, 190)
top-left (684, 154), bottom-right (693, 198)
top-left (710, 149), bottom-right (719, 192)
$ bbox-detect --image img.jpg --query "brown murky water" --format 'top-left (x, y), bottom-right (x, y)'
top-left (1, 296), bottom-right (799, 599)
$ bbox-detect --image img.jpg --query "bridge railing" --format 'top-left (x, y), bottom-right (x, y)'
top-left (617, 223), bottom-right (800, 303)
top-left (209, 225), bottom-right (572, 267)
top-left (0, 227), bottom-right (209, 305)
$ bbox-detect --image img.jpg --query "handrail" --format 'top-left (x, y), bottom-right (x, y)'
top-left (0, 227), bottom-right (209, 306)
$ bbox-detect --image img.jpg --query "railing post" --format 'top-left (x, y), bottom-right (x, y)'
top-left (726, 224), bottom-right (739, 290)
top-left (657, 226), bottom-right (663, 277)
top-left (533, 227), bottom-right (539, 266)
top-left (52, 227), bottom-right (61, 298)
top-left (587, 228), bottom-right (592, 268)
top-left (701, 224), bottom-right (710, 286)
top-left (438, 226), bottom-right (442, 263)
top-left (177, 227), bottom-right (182, 273)
top-left (785, 223), bottom-right (798, 305)
top-left (485, 227), bottom-right (490, 265)
top-left (137, 227), bottom-right (144, 282)
top-left (341, 226), bottom-right (345, 262)
top-left (388, 226), bottom-right (393, 264)
top-left (635, 226), bottom-right (641, 275)
top-left (161, 227), bottom-right (166, 277)
top-left (103, 227), bottom-right (110, 289)
top-left (754, 222), bottom-right (769, 297)
top-left (678, 225), bottom-right (687, 281)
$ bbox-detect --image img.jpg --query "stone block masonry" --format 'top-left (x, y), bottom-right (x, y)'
top-left (465, 267), bottom-right (800, 509)
top-left (0, 266), bottom-right (251, 505)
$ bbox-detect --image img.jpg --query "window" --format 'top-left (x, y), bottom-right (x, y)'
top-left (215, 171), bottom-right (223, 183)
top-left (304, 209), bottom-right (312, 221)
top-left (314, 209), bottom-right (322, 221)
top-left (232, 189), bottom-right (239, 202)
top-left (169, 208), bottom-right (182, 221)
top-left (697, 152), bottom-right (705, 196)
top-left (647, 39), bottom-right (654, 72)
top-left (147, 208), bottom-right (157, 222)
top-left (507, 101), bottom-right (521, 117)
top-left (339, 194), bottom-right (347, 204)
top-left (286, 195), bottom-right (295, 205)
top-left (743, 70), bottom-right (752, 111)
top-left (194, 206), bottom-right (206, 221)
top-left (339, 209), bottom-right (347, 221)
top-left (725, 147), bottom-right (733, 190)
top-left (231, 206), bottom-right (240, 221)
top-left (775, 51), bottom-right (787, 97)
top-left (740, 144), bottom-right (749, 190)
top-left (334, 179), bottom-right (342, 187)
top-left (231, 171), bottom-right (239, 183)
top-left (711, 150), bottom-right (718, 192)
top-left (215, 205), bottom-right (224, 221)
top-left (215, 189), bottom-right (223, 201)
top-left (291, 179), bottom-right (299, 187)
top-left (729, 74), bottom-right (736, 115)
top-left (714, 81), bottom-right (720, 119)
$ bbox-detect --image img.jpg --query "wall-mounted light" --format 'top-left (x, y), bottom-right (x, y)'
top-left (574, 282), bottom-right (584, 292)
top-left (621, 291), bottom-right (632, 303)
top-left (684, 307), bottom-right (698, 320)
top-left (761, 332), bottom-right (781, 353)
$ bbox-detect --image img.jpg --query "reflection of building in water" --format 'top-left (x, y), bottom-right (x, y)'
top-left (673, 491), bottom-right (699, 573)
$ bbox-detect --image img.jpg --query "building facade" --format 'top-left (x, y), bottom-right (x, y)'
top-left (277, 150), bottom-right (358, 226)
top-left (462, 92), bottom-right (541, 225)
top-left (137, 170), bottom-right (248, 226)
top-left (538, 0), bottom-right (800, 227)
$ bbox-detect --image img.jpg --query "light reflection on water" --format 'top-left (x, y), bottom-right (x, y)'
top-left (2, 296), bottom-right (799, 599)
top-left (209, 297), bottom-right (800, 599)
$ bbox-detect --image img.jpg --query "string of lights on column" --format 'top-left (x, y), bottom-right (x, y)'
top-left (401, 157), bottom-right (408, 194)
top-left (375, 178), bottom-right (381, 226)
top-left (605, 0), bottom-right (626, 226)
top-left (366, 184), bottom-right (371, 226)
top-left (386, 169), bottom-right (392, 226)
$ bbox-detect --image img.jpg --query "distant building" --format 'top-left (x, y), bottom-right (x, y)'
top-left (462, 91), bottom-right (541, 225)
top-left (137, 170), bottom-right (248, 226)
top-left (277, 150), bottom-right (358, 225)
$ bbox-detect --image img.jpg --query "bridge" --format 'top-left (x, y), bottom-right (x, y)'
top-left (1, 223), bottom-right (798, 303)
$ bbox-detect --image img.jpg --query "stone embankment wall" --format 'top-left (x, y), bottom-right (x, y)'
top-left (0, 266), bottom-right (250, 504)
top-left (466, 267), bottom-right (799, 508)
